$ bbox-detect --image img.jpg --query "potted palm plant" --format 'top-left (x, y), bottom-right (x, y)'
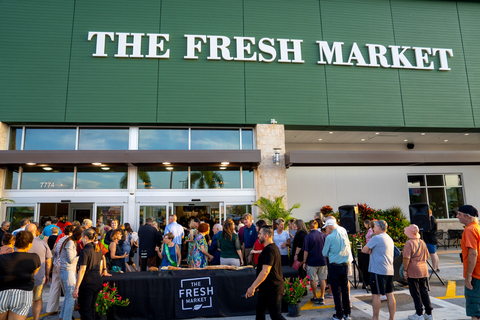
top-left (253, 195), bottom-right (300, 223)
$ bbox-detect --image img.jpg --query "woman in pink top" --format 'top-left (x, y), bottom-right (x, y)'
top-left (402, 224), bottom-right (434, 320)
top-left (365, 220), bottom-right (375, 244)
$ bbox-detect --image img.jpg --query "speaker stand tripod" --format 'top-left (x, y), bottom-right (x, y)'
top-left (349, 246), bottom-right (369, 293)
top-left (427, 260), bottom-right (445, 285)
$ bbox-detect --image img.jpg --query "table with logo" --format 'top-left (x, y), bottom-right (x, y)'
top-left (103, 267), bottom-right (298, 319)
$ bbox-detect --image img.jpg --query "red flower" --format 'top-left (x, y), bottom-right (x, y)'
top-left (290, 287), bottom-right (293, 292)
top-left (111, 299), bottom-right (114, 302)
top-left (103, 283), bottom-right (108, 287)
top-left (309, 288), bottom-right (313, 291)
top-left (119, 296), bottom-right (121, 300)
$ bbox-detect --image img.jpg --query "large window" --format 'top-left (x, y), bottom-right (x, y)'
top-left (408, 174), bottom-right (464, 219)
top-left (97, 206), bottom-right (124, 225)
top-left (138, 129), bottom-right (188, 150)
top-left (190, 166), bottom-right (240, 189)
top-left (21, 167), bottom-right (74, 189)
top-left (78, 128), bottom-right (129, 150)
top-left (137, 167), bottom-right (188, 189)
top-left (8, 127), bottom-right (22, 150)
top-left (4, 168), bottom-right (19, 189)
top-left (76, 167), bottom-right (128, 189)
top-left (24, 128), bottom-right (76, 150)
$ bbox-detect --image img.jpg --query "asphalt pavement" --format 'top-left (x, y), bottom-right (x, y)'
top-left (28, 248), bottom-right (469, 320)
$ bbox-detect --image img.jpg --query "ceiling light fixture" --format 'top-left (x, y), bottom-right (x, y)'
top-left (162, 162), bottom-right (171, 165)
top-left (404, 139), bottom-right (408, 142)
top-left (421, 133), bottom-right (426, 135)
top-left (101, 167), bottom-right (110, 170)
top-left (444, 140), bottom-right (448, 142)
top-left (318, 138), bottom-right (322, 141)
top-left (43, 167), bottom-right (52, 171)
top-left (26, 162), bottom-right (36, 165)
top-left (361, 139), bottom-right (365, 141)
top-left (219, 167), bottom-right (226, 170)
top-left (465, 133), bottom-right (470, 136)
top-left (221, 162), bottom-right (230, 165)
top-left (166, 167), bottom-right (173, 170)
top-left (329, 132), bottom-right (333, 134)
top-left (92, 162), bottom-right (102, 166)
top-left (375, 132), bottom-right (380, 135)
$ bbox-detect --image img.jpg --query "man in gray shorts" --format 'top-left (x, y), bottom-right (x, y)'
top-left (303, 220), bottom-right (328, 305)
top-left (362, 220), bottom-right (396, 320)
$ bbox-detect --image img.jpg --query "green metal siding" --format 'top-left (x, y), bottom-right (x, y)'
top-left (457, 2), bottom-right (480, 127)
top-left (391, 0), bottom-right (472, 128)
top-left (0, 0), bottom-right (479, 129)
top-left (244, 0), bottom-right (328, 126)
top-left (0, 0), bottom-right (73, 122)
top-left (66, 0), bottom-right (160, 122)
top-left (321, 0), bottom-right (404, 127)
top-left (158, 0), bottom-right (245, 124)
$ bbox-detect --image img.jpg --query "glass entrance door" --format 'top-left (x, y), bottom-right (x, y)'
top-left (5, 205), bottom-right (35, 231)
top-left (138, 205), bottom-right (167, 234)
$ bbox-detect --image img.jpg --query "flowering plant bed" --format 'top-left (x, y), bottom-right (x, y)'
top-left (283, 277), bottom-right (308, 305)
top-left (96, 282), bottom-right (130, 315)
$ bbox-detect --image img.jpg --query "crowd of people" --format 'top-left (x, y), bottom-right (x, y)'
top-left (0, 203), bottom-right (479, 320)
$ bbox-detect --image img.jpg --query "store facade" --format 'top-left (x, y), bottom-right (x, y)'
top-left (1, 0), bottom-right (480, 231)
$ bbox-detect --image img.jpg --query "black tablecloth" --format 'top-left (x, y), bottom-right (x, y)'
top-left (104, 267), bottom-right (298, 320)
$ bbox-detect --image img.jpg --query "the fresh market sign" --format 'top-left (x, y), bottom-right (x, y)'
top-left (88, 32), bottom-right (453, 71)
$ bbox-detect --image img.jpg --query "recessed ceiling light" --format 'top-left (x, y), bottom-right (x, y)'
top-left (162, 162), bottom-right (170, 165)
top-left (404, 139), bottom-right (408, 142)
top-left (43, 167), bottom-right (52, 171)
top-left (444, 140), bottom-right (448, 142)
top-left (329, 132), bottom-right (333, 134)
top-left (219, 167), bottom-right (227, 170)
top-left (26, 162), bottom-right (36, 165)
top-left (221, 162), bottom-right (230, 165)
top-left (101, 167), bottom-right (110, 170)
top-left (318, 138), bottom-right (322, 141)
top-left (375, 132), bottom-right (380, 135)
top-left (421, 133), bottom-right (426, 136)
top-left (166, 167), bottom-right (173, 170)
top-left (361, 139), bottom-right (365, 141)
top-left (92, 162), bottom-right (102, 166)
top-left (465, 133), bottom-right (470, 136)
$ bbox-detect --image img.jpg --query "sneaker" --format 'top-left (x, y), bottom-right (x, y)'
top-left (380, 295), bottom-right (387, 301)
top-left (315, 298), bottom-right (324, 305)
top-left (310, 297), bottom-right (320, 303)
top-left (325, 292), bottom-right (334, 298)
top-left (332, 314), bottom-right (344, 320)
top-left (435, 269), bottom-right (440, 273)
top-left (344, 315), bottom-right (351, 320)
top-left (424, 313), bottom-right (435, 320)
top-left (408, 313), bottom-right (423, 320)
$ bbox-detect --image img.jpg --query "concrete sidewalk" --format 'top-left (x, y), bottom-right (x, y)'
top-left (29, 247), bottom-right (467, 320)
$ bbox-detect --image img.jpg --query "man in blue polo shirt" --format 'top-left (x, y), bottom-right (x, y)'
top-left (164, 214), bottom-right (184, 246)
top-left (242, 214), bottom-right (257, 266)
top-left (303, 220), bottom-right (328, 305)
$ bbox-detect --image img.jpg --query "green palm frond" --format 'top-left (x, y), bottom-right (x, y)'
top-left (253, 195), bottom-right (300, 223)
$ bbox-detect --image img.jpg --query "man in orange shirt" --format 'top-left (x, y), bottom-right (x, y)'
top-left (457, 205), bottom-right (480, 320)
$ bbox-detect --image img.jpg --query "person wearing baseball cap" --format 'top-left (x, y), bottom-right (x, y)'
top-left (456, 205), bottom-right (480, 320)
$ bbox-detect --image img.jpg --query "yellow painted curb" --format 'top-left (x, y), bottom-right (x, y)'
top-left (301, 300), bottom-right (335, 310)
top-left (436, 280), bottom-right (465, 300)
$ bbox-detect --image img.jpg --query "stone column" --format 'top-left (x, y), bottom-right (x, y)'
top-left (255, 124), bottom-right (288, 207)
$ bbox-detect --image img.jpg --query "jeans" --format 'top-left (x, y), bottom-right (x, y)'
top-left (59, 269), bottom-right (76, 320)
top-left (408, 277), bottom-right (432, 316)
top-left (256, 286), bottom-right (286, 320)
top-left (328, 263), bottom-right (351, 318)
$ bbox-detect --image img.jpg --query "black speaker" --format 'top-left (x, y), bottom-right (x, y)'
top-left (339, 205), bottom-right (359, 234)
top-left (409, 203), bottom-right (431, 232)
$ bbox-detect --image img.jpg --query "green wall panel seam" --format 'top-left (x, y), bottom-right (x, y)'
top-left (156, 0), bottom-right (163, 122)
top-left (65, 0), bottom-right (77, 121)
top-left (456, 1), bottom-right (476, 127)
top-left (389, 0), bottom-right (406, 126)
top-left (318, 0), bottom-right (330, 125)
top-left (243, 0), bottom-right (247, 124)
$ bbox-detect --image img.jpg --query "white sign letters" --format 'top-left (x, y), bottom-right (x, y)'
top-left (88, 31), bottom-right (453, 71)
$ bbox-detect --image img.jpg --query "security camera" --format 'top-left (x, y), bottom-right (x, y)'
top-left (407, 143), bottom-right (415, 149)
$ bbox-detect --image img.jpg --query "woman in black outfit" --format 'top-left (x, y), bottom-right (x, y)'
top-left (292, 219), bottom-right (308, 279)
top-left (73, 228), bottom-right (110, 320)
top-left (109, 229), bottom-right (128, 272)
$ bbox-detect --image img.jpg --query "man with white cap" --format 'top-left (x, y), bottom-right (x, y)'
top-left (456, 205), bottom-right (480, 320)
top-left (322, 218), bottom-right (353, 320)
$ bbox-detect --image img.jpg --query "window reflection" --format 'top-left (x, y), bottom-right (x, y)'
top-left (97, 206), bottom-right (124, 225)
top-left (242, 129), bottom-right (254, 150)
top-left (7, 206), bottom-right (35, 231)
top-left (139, 206), bottom-right (166, 230)
top-left (138, 129), bottom-right (188, 150)
top-left (242, 168), bottom-right (254, 188)
top-left (137, 167), bottom-right (188, 189)
top-left (8, 127), bottom-right (22, 150)
top-left (76, 167), bottom-right (128, 189)
top-left (21, 167), bottom-right (74, 189)
top-left (79, 129), bottom-right (129, 150)
top-left (5, 168), bottom-right (19, 189)
top-left (191, 129), bottom-right (240, 150)
top-left (24, 128), bottom-right (76, 150)
top-left (190, 166), bottom-right (240, 189)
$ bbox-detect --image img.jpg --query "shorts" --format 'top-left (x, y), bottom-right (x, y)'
top-left (32, 284), bottom-right (43, 301)
top-left (0, 289), bottom-right (33, 316)
top-left (370, 273), bottom-right (394, 295)
top-left (425, 243), bottom-right (437, 254)
top-left (307, 265), bottom-right (328, 281)
top-left (465, 277), bottom-right (480, 317)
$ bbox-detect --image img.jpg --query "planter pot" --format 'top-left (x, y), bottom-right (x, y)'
top-left (95, 314), bottom-right (107, 320)
top-left (287, 303), bottom-right (301, 317)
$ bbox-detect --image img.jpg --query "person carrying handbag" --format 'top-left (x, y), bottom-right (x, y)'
top-left (403, 224), bottom-right (435, 320)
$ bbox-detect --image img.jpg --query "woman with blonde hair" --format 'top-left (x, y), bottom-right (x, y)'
top-left (156, 232), bottom-right (181, 267)
top-left (186, 219), bottom-right (197, 266)
top-left (218, 219), bottom-right (243, 266)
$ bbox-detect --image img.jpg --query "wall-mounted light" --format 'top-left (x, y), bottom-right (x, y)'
top-left (273, 148), bottom-right (281, 166)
